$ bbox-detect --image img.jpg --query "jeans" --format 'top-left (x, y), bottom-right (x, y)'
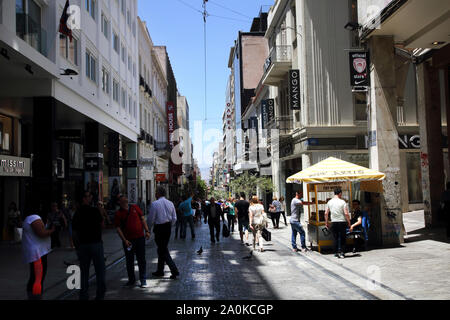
top-left (181, 215), bottom-right (195, 239)
top-left (227, 214), bottom-right (235, 232)
top-left (123, 237), bottom-right (147, 283)
top-left (332, 222), bottom-right (348, 254)
top-left (291, 221), bottom-right (306, 249)
top-left (154, 222), bottom-right (178, 274)
top-left (209, 219), bottom-right (221, 242)
top-left (280, 211), bottom-right (287, 225)
top-left (174, 218), bottom-right (182, 238)
top-left (271, 212), bottom-right (281, 228)
top-left (76, 242), bottom-right (106, 300)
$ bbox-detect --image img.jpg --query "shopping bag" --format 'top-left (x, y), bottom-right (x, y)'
top-left (261, 228), bottom-right (271, 242)
top-left (14, 227), bottom-right (23, 242)
top-left (222, 223), bottom-right (230, 238)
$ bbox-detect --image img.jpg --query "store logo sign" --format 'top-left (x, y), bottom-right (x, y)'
top-left (289, 70), bottom-right (301, 110)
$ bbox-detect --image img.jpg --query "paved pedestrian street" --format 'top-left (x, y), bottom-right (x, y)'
top-left (59, 211), bottom-right (450, 301)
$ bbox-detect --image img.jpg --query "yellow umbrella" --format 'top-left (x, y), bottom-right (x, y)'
top-left (286, 157), bottom-right (385, 184)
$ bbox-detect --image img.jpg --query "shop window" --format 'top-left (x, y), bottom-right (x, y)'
top-left (354, 92), bottom-right (368, 121)
top-left (406, 152), bottom-right (423, 203)
top-left (0, 114), bottom-right (13, 154)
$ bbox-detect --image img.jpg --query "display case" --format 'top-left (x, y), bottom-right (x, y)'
top-left (306, 181), bottom-right (352, 252)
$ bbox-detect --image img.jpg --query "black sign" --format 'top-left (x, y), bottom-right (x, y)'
top-left (261, 99), bottom-right (275, 129)
top-left (85, 157), bottom-right (101, 171)
top-left (121, 160), bottom-right (138, 168)
top-left (289, 70), bottom-right (301, 110)
top-left (55, 129), bottom-right (82, 141)
top-left (349, 52), bottom-right (370, 87)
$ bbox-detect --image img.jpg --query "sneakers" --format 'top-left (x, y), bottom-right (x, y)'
top-left (338, 253), bottom-right (345, 259)
top-left (292, 248), bottom-right (299, 252)
top-left (140, 280), bottom-right (148, 288)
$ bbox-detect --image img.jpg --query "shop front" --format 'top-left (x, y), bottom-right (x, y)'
top-left (0, 155), bottom-right (31, 240)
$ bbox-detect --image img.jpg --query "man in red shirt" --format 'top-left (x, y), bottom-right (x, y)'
top-left (115, 195), bottom-right (151, 288)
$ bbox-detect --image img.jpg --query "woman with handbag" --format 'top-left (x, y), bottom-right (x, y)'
top-left (249, 196), bottom-right (268, 252)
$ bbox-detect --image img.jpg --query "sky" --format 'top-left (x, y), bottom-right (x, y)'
top-left (138, 0), bottom-right (273, 180)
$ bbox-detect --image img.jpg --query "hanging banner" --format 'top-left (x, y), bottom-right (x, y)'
top-left (167, 102), bottom-right (175, 150)
top-left (349, 52), bottom-right (370, 86)
top-left (127, 179), bottom-right (137, 205)
top-left (289, 69), bottom-right (301, 110)
top-left (261, 99), bottom-right (274, 129)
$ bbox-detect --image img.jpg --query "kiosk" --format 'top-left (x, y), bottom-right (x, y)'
top-left (286, 157), bottom-right (385, 253)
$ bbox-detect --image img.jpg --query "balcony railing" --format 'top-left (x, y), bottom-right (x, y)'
top-left (266, 115), bottom-right (294, 136)
top-left (16, 13), bottom-right (47, 57)
top-left (263, 45), bottom-right (292, 74)
top-left (154, 141), bottom-right (169, 151)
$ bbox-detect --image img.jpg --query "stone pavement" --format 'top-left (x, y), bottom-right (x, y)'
top-left (1, 210), bottom-right (449, 300)
top-left (0, 225), bottom-right (125, 300)
top-left (61, 210), bottom-right (450, 300)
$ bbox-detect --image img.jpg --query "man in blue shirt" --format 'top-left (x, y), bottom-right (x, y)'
top-left (178, 193), bottom-right (195, 239)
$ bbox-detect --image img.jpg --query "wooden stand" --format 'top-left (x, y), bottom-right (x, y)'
top-left (306, 182), bottom-right (353, 253)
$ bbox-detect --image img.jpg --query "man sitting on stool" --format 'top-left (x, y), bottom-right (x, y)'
top-left (348, 200), bottom-right (369, 253)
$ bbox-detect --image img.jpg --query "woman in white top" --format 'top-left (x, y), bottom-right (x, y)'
top-left (22, 211), bottom-right (55, 299)
top-left (249, 196), bottom-right (268, 252)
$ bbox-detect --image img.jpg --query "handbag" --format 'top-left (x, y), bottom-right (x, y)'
top-left (222, 223), bottom-right (230, 238)
top-left (261, 228), bottom-right (271, 242)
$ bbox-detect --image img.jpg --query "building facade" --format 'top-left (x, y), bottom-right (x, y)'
top-left (0, 0), bottom-right (140, 237)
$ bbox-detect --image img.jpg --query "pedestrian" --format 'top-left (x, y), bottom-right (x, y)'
top-left (225, 198), bottom-right (236, 233)
top-left (235, 193), bottom-right (250, 246)
top-left (138, 197), bottom-right (146, 215)
top-left (178, 193), bottom-right (195, 239)
top-left (325, 188), bottom-right (351, 259)
top-left (97, 201), bottom-right (111, 226)
top-left (270, 197), bottom-right (282, 229)
top-left (63, 203), bottom-right (77, 249)
top-left (440, 182), bottom-right (450, 238)
top-left (290, 190), bottom-right (311, 253)
top-left (249, 196), bottom-right (268, 252)
top-left (48, 202), bottom-right (67, 249)
top-left (22, 207), bottom-right (55, 300)
top-left (203, 197), bottom-right (223, 243)
top-left (174, 199), bottom-right (183, 239)
top-left (7, 202), bottom-right (21, 242)
top-left (114, 195), bottom-right (151, 288)
top-left (194, 198), bottom-right (202, 225)
top-left (147, 187), bottom-right (179, 280)
top-left (110, 179), bottom-right (120, 209)
top-left (72, 192), bottom-right (107, 300)
top-left (279, 196), bottom-right (288, 226)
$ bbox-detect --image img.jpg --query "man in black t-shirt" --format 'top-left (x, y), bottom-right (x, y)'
top-left (72, 191), bottom-right (105, 300)
top-left (235, 193), bottom-right (250, 245)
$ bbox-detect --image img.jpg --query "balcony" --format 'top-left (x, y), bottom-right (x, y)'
top-left (266, 115), bottom-right (294, 137)
top-left (154, 141), bottom-right (170, 159)
top-left (16, 13), bottom-right (48, 57)
top-left (261, 45), bottom-right (292, 86)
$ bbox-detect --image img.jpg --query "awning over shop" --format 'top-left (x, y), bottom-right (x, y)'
top-left (286, 157), bottom-right (385, 184)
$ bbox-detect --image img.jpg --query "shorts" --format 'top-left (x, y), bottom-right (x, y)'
top-left (238, 219), bottom-right (249, 233)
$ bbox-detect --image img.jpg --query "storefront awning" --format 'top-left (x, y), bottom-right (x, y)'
top-left (286, 157), bottom-right (385, 184)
